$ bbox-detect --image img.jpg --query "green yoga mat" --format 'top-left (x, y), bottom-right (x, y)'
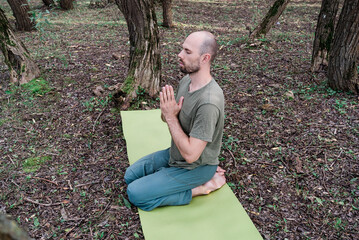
top-left (121, 109), bottom-right (262, 240)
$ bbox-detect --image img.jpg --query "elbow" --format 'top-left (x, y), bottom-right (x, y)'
top-left (183, 153), bottom-right (199, 164)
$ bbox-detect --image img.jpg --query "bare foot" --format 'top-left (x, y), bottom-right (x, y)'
top-left (192, 168), bottom-right (226, 197)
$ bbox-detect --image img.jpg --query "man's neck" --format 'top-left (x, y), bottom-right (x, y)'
top-left (188, 70), bottom-right (212, 92)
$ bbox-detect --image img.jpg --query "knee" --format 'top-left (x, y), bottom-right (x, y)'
top-left (124, 167), bottom-right (136, 185)
top-left (127, 183), bottom-right (156, 211)
top-left (127, 182), bottom-right (144, 206)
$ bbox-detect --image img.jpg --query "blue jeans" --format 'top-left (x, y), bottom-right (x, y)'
top-left (124, 148), bottom-right (217, 211)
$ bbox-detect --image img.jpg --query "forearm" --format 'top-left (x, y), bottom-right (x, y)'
top-left (166, 117), bottom-right (199, 163)
top-left (160, 84), bottom-right (206, 163)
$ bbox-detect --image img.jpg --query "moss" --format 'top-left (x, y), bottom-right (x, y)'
top-left (135, 47), bottom-right (145, 55)
top-left (0, 10), bottom-right (17, 69)
top-left (122, 75), bottom-right (135, 95)
top-left (21, 63), bottom-right (26, 73)
top-left (22, 156), bottom-right (52, 173)
top-left (325, 21), bottom-right (335, 51)
top-left (22, 78), bottom-right (52, 95)
top-left (268, 0), bottom-right (286, 18)
top-left (258, 0), bottom-right (286, 35)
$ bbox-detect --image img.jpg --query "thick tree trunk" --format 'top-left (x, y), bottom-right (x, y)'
top-left (42, 0), bottom-right (55, 7)
top-left (60, 0), bottom-right (74, 10)
top-left (115, 0), bottom-right (161, 105)
top-left (250, 0), bottom-right (290, 40)
top-left (311, 0), bottom-right (340, 72)
top-left (328, 0), bottom-right (359, 94)
top-left (161, 0), bottom-right (173, 28)
top-left (0, 214), bottom-right (32, 240)
top-left (0, 7), bottom-right (40, 84)
top-left (7, 0), bottom-right (35, 31)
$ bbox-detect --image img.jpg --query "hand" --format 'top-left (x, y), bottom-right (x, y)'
top-left (160, 85), bottom-right (184, 122)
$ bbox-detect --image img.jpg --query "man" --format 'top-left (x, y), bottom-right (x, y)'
top-left (124, 31), bottom-right (226, 211)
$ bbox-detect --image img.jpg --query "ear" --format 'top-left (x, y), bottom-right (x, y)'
top-left (201, 53), bottom-right (211, 64)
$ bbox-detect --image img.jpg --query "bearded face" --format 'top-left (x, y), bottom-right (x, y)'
top-left (179, 57), bottom-right (201, 74)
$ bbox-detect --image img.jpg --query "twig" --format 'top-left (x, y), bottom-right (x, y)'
top-left (24, 197), bottom-right (62, 207)
top-left (255, 161), bottom-right (278, 166)
top-left (92, 108), bottom-right (106, 132)
top-left (19, 174), bottom-right (58, 186)
top-left (8, 156), bottom-right (16, 166)
top-left (226, 147), bottom-right (237, 168)
top-left (60, 219), bottom-right (84, 239)
top-left (12, 126), bottom-right (27, 131)
top-left (44, 151), bottom-right (59, 156)
top-left (90, 227), bottom-right (93, 240)
top-left (67, 180), bottom-right (73, 190)
top-left (32, 176), bottom-right (58, 186)
top-left (74, 181), bottom-right (101, 188)
top-left (11, 180), bottom-right (20, 188)
top-left (98, 201), bottom-right (111, 217)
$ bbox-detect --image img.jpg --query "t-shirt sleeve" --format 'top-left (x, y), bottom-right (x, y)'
top-left (189, 104), bottom-right (219, 142)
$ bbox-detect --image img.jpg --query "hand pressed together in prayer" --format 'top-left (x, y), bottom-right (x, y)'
top-left (160, 85), bottom-right (184, 122)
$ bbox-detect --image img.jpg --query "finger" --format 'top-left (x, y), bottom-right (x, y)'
top-left (162, 86), bottom-right (167, 100)
top-left (159, 92), bottom-right (164, 105)
top-left (178, 96), bottom-right (184, 109)
top-left (166, 85), bottom-right (171, 100)
top-left (168, 85), bottom-right (175, 101)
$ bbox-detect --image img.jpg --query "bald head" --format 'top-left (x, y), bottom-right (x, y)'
top-left (187, 31), bottom-right (218, 63)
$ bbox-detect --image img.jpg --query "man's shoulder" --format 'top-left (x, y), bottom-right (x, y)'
top-left (195, 81), bottom-right (224, 111)
top-left (206, 79), bottom-right (224, 101)
top-left (209, 79), bottom-right (224, 96)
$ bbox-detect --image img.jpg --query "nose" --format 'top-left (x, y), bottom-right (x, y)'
top-left (178, 50), bottom-right (184, 59)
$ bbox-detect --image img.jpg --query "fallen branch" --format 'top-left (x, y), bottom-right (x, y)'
top-left (24, 197), bottom-right (62, 207)
top-left (92, 108), bottom-right (106, 132)
top-left (32, 176), bottom-right (58, 186)
top-left (19, 174), bottom-right (58, 186)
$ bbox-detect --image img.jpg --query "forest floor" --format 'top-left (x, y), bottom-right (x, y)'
top-left (0, 0), bottom-right (358, 239)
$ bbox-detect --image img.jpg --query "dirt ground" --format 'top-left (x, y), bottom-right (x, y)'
top-left (0, 0), bottom-right (358, 239)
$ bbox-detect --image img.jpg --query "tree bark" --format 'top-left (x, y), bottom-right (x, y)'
top-left (311, 0), bottom-right (340, 72)
top-left (161, 0), bottom-right (173, 28)
top-left (115, 0), bottom-right (161, 106)
top-left (328, 0), bottom-right (359, 94)
top-left (60, 0), bottom-right (74, 10)
top-left (0, 7), bottom-right (40, 84)
top-left (250, 0), bottom-right (290, 40)
top-left (42, 0), bottom-right (55, 7)
top-left (7, 0), bottom-right (35, 31)
top-left (0, 214), bottom-right (32, 240)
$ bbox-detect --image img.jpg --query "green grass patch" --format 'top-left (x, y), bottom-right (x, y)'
top-left (22, 156), bottom-right (52, 173)
top-left (0, 118), bottom-right (6, 127)
top-left (22, 78), bottom-right (52, 96)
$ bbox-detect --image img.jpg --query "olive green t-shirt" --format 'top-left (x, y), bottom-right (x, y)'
top-left (168, 75), bottom-right (225, 170)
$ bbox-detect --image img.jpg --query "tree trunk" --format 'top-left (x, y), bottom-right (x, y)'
top-left (161, 0), bottom-right (173, 28)
top-left (42, 0), bottom-right (55, 7)
top-left (0, 214), bottom-right (32, 240)
top-left (250, 0), bottom-right (290, 40)
top-left (6, 0), bottom-right (35, 31)
top-left (115, 0), bottom-right (161, 106)
top-left (311, 0), bottom-right (340, 72)
top-left (328, 0), bottom-right (359, 94)
top-left (60, 0), bottom-right (74, 10)
top-left (0, 7), bottom-right (40, 84)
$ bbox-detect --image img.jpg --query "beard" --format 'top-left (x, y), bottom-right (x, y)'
top-left (179, 59), bottom-right (200, 74)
